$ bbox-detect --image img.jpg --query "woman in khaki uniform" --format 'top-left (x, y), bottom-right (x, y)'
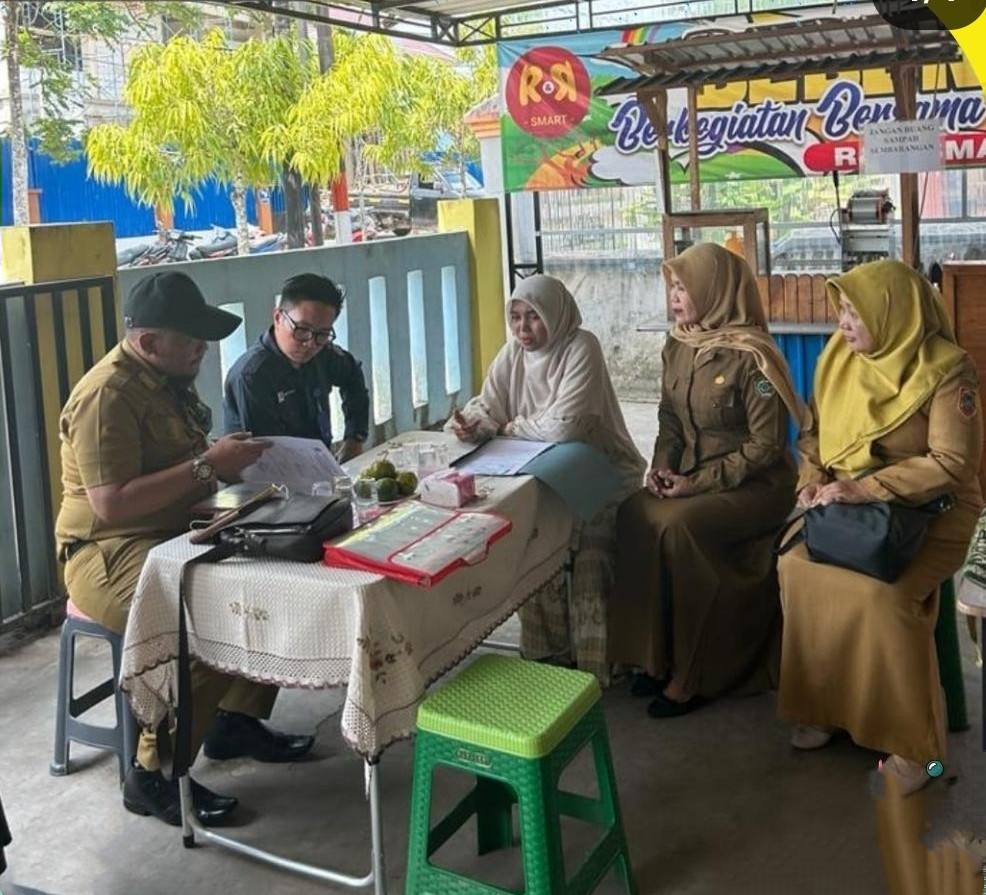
top-left (778, 260), bottom-right (983, 795)
top-left (610, 243), bottom-right (802, 718)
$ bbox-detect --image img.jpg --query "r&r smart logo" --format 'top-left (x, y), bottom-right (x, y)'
top-left (505, 46), bottom-right (592, 138)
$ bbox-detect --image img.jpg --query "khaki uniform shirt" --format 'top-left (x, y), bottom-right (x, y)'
top-left (798, 357), bottom-right (984, 506)
top-left (653, 338), bottom-right (795, 494)
top-left (55, 341), bottom-right (212, 553)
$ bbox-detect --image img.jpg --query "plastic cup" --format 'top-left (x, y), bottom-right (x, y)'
top-left (332, 475), bottom-right (353, 500)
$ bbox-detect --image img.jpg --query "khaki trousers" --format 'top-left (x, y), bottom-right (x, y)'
top-left (65, 536), bottom-right (277, 770)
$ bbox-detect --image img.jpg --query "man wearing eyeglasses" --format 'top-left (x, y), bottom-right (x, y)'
top-left (223, 273), bottom-right (370, 462)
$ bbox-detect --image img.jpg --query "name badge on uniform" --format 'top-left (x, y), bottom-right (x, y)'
top-left (277, 389), bottom-right (295, 404)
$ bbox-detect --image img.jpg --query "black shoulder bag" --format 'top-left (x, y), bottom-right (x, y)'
top-left (776, 493), bottom-right (953, 584)
top-left (158, 494), bottom-right (353, 780)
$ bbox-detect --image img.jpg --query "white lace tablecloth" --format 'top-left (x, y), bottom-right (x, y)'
top-left (120, 436), bottom-right (574, 759)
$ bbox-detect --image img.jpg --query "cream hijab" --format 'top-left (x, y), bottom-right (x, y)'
top-left (665, 243), bottom-right (806, 426)
top-left (815, 259), bottom-right (966, 472)
top-left (452, 274), bottom-right (645, 492)
top-left (507, 274), bottom-right (585, 418)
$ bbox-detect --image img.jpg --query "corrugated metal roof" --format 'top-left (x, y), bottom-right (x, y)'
top-left (597, 13), bottom-right (961, 92)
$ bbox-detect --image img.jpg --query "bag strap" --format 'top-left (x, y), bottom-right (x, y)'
top-left (774, 509), bottom-right (806, 557)
top-left (157, 542), bottom-right (234, 781)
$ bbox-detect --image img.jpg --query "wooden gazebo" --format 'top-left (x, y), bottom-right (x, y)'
top-left (597, 10), bottom-right (963, 279)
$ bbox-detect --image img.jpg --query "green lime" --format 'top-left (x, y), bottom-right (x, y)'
top-left (354, 477), bottom-right (375, 500)
top-left (376, 477), bottom-right (399, 503)
top-left (396, 471), bottom-right (418, 496)
top-left (373, 460), bottom-right (397, 480)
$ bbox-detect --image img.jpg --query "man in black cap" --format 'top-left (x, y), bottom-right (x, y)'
top-left (223, 273), bottom-right (370, 461)
top-left (56, 271), bottom-right (314, 828)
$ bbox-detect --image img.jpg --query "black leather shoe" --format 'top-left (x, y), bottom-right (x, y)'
top-left (123, 765), bottom-right (239, 827)
top-left (190, 778), bottom-right (239, 817)
top-left (123, 765), bottom-right (182, 826)
top-left (646, 692), bottom-right (710, 719)
top-left (203, 710), bottom-right (315, 763)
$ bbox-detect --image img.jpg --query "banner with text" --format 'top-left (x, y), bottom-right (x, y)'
top-left (497, 3), bottom-right (986, 192)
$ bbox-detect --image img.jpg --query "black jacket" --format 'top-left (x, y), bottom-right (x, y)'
top-left (223, 328), bottom-right (370, 445)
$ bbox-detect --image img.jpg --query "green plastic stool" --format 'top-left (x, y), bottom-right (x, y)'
top-left (406, 654), bottom-right (637, 895)
top-left (936, 577), bottom-right (969, 733)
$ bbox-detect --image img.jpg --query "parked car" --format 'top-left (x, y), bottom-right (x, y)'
top-left (349, 168), bottom-right (484, 235)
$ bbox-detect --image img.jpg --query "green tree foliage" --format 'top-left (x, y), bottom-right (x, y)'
top-left (87, 28), bottom-right (315, 253)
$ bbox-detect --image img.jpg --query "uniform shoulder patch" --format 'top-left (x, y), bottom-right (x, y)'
top-left (754, 375), bottom-right (776, 399)
top-left (958, 385), bottom-right (977, 419)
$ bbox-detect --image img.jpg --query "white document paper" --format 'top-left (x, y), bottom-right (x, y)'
top-left (453, 437), bottom-right (555, 476)
top-left (240, 436), bottom-right (344, 493)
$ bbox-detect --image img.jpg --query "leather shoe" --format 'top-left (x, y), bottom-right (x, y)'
top-left (646, 692), bottom-right (710, 719)
top-left (203, 710), bottom-right (315, 763)
top-left (123, 764), bottom-right (238, 827)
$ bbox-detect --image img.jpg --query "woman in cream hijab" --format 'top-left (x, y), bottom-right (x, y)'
top-left (448, 274), bottom-right (645, 682)
top-left (778, 259), bottom-right (982, 795)
top-left (609, 243), bottom-right (802, 718)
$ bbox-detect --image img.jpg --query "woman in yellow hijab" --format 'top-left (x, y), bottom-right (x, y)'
top-left (610, 243), bottom-right (801, 718)
top-left (778, 259), bottom-right (983, 795)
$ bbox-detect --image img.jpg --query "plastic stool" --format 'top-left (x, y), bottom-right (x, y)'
top-left (406, 654), bottom-right (637, 895)
top-left (50, 605), bottom-right (138, 782)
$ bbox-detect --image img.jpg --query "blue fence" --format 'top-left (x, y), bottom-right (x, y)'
top-left (1, 139), bottom-right (264, 236)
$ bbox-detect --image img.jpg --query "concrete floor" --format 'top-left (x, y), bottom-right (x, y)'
top-left (1, 402), bottom-right (984, 895)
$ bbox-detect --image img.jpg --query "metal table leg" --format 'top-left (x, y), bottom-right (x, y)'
top-left (179, 759), bottom-right (386, 892)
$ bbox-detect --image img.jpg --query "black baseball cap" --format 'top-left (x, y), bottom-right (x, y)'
top-left (123, 272), bottom-right (241, 341)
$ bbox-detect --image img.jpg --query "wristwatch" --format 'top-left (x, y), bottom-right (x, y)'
top-left (191, 455), bottom-right (216, 483)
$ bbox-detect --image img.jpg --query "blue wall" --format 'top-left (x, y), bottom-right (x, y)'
top-left (775, 331), bottom-right (830, 444)
top-left (1, 139), bottom-right (264, 236)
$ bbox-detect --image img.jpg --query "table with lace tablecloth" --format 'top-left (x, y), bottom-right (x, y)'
top-left (120, 453), bottom-right (574, 760)
top-left (119, 434), bottom-right (575, 892)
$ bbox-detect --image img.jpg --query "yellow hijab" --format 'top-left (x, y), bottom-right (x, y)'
top-left (815, 259), bottom-right (966, 472)
top-left (665, 242), bottom-right (806, 426)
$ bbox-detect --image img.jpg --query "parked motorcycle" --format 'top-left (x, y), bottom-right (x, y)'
top-left (123, 226), bottom-right (199, 267)
top-left (304, 209), bottom-right (377, 246)
top-left (190, 225), bottom-right (287, 259)
top-left (116, 241), bottom-right (154, 267)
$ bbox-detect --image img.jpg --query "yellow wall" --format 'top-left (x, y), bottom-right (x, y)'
top-left (1, 222), bottom-right (116, 284)
top-left (437, 198), bottom-right (506, 391)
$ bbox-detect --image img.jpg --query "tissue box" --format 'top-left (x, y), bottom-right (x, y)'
top-left (419, 469), bottom-right (476, 508)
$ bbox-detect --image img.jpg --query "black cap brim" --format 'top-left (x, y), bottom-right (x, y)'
top-left (177, 305), bottom-right (242, 341)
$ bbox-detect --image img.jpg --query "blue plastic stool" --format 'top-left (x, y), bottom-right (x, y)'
top-left (50, 611), bottom-right (138, 782)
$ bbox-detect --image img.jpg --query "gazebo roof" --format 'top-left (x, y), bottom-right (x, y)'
top-left (208, 0), bottom-right (856, 47)
top-left (596, 11), bottom-right (961, 93)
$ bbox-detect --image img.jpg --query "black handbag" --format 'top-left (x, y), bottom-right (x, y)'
top-left (777, 493), bottom-right (953, 583)
top-left (159, 494), bottom-right (352, 780)
top-left (203, 493), bottom-right (353, 562)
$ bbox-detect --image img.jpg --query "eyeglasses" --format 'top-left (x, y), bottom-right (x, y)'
top-left (280, 310), bottom-right (336, 346)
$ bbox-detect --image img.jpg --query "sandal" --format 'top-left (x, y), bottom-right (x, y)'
top-left (790, 724), bottom-right (836, 750)
top-left (878, 755), bottom-right (930, 796)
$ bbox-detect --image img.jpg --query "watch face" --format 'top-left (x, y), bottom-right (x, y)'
top-left (194, 460), bottom-right (214, 481)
